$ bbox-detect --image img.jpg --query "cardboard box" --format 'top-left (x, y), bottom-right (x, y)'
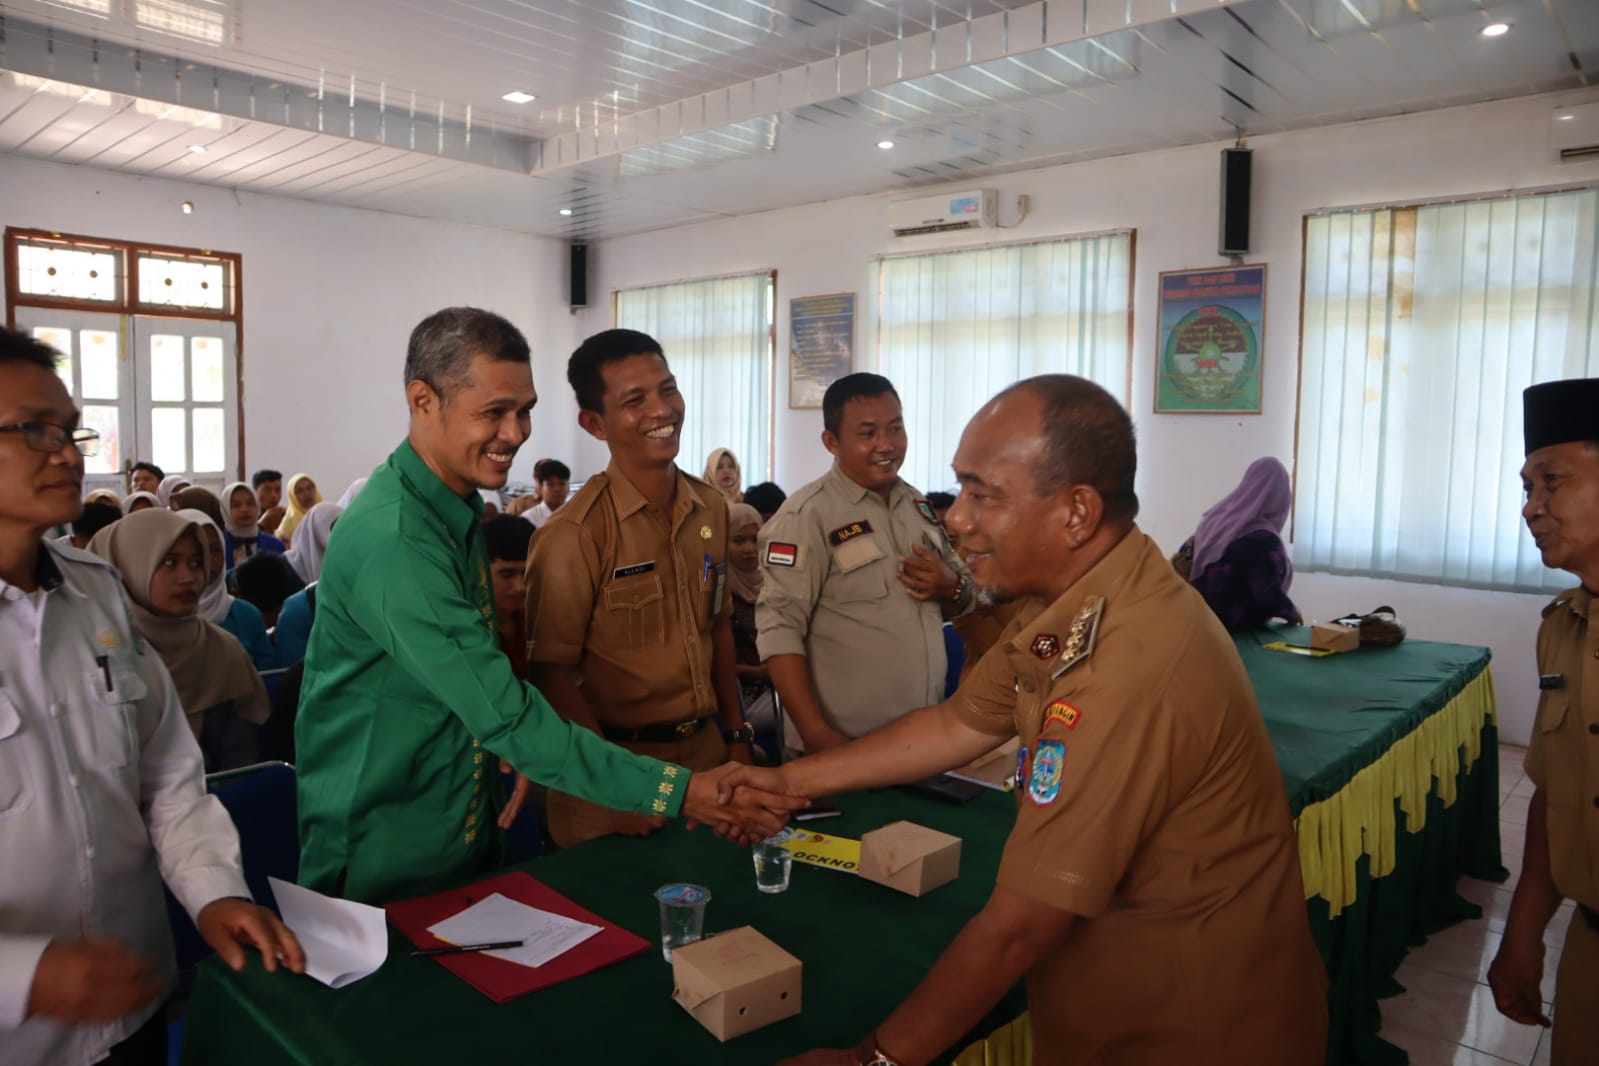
top-left (1309, 622), bottom-right (1360, 653)
top-left (858, 821), bottom-right (962, 897)
top-left (671, 927), bottom-right (801, 1041)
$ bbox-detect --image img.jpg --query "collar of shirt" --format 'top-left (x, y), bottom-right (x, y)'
top-left (1001, 525), bottom-right (1149, 681)
top-left (392, 439), bottom-right (484, 548)
top-left (0, 539), bottom-right (88, 603)
top-left (604, 460), bottom-right (706, 530)
top-left (827, 461), bottom-right (911, 509)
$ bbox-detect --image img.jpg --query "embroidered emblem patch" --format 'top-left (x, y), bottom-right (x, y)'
top-left (915, 499), bottom-right (939, 524)
top-left (1043, 701), bottom-right (1082, 733)
top-left (700, 525), bottom-right (713, 540)
top-left (1031, 633), bottom-right (1061, 660)
top-left (828, 520), bottom-right (874, 547)
top-left (765, 542), bottom-right (799, 568)
top-left (97, 630), bottom-right (117, 648)
top-left (1028, 739), bottom-right (1065, 806)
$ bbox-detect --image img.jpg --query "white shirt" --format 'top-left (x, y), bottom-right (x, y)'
top-left (0, 541), bottom-right (249, 1066)
top-left (521, 500), bottom-right (554, 528)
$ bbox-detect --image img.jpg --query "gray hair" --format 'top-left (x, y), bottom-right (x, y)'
top-left (404, 307), bottom-right (531, 400)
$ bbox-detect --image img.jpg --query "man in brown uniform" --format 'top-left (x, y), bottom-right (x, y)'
top-left (1488, 378), bottom-right (1599, 1064)
top-left (741, 375), bottom-right (1326, 1066)
top-left (524, 329), bottom-right (754, 847)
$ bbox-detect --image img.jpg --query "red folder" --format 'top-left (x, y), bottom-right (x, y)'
top-left (384, 870), bottom-right (651, 1003)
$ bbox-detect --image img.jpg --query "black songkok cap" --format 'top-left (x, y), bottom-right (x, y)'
top-left (1524, 378), bottom-right (1599, 456)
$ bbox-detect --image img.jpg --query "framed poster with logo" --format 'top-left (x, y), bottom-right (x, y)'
top-left (1154, 265), bottom-right (1266, 413)
top-left (789, 293), bottom-right (855, 409)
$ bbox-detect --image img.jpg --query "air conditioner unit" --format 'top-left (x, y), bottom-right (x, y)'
top-left (888, 189), bottom-right (997, 237)
top-left (1551, 102), bottom-right (1599, 163)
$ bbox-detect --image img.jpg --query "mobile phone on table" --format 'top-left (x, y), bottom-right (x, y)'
top-left (794, 803), bottom-right (843, 822)
top-left (901, 774), bottom-right (983, 805)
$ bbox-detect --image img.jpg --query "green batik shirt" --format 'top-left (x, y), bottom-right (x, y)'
top-left (295, 440), bottom-right (687, 904)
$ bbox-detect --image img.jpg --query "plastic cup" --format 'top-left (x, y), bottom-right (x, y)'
top-left (654, 883), bottom-right (711, 962)
top-left (752, 840), bottom-right (793, 894)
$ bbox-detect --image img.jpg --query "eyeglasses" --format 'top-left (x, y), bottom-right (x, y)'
top-left (0, 421), bottom-right (101, 457)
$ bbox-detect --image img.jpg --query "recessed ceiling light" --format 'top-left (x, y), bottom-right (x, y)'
top-left (1480, 22), bottom-right (1510, 37)
top-left (558, 208), bottom-right (573, 216)
top-left (502, 90), bottom-right (537, 104)
top-left (877, 139), bottom-right (895, 150)
top-left (187, 144), bottom-right (206, 154)
top-left (1558, 112), bottom-right (1576, 121)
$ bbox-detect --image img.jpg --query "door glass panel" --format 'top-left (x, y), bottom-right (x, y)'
top-left (190, 336), bottom-right (224, 402)
top-left (149, 334), bottom-right (187, 401)
top-left (79, 330), bottom-right (120, 399)
top-left (81, 404), bottom-right (121, 476)
top-left (191, 408), bottom-right (225, 473)
top-left (30, 326), bottom-right (75, 391)
top-left (152, 408), bottom-right (187, 475)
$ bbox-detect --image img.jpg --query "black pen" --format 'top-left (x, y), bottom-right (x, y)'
top-left (95, 655), bottom-right (114, 694)
top-left (410, 939), bottom-right (525, 957)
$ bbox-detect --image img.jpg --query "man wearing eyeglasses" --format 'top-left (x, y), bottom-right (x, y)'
top-left (0, 327), bottom-right (304, 1066)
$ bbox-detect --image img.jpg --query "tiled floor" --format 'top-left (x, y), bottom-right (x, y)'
top-left (1376, 743), bottom-right (1574, 1066)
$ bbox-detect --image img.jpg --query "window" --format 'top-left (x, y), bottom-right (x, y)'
top-left (1296, 187), bottom-right (1599, 592)
top-left (614, 271), bottom-right (775, 483)
top-left (876, 232), bottom-right (1134, 494)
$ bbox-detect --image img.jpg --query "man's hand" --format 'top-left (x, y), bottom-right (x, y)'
top-left (1487, 933), bottom-right (1552, 1027)
top-left (611, 810), bottom-right (669, 836)
top-left (260, 505), bottom-right (286, 535)
top-left (196, 899), bottom-right (307, 975)
top-left (26, 939), bottom-right (163, 1023)
top-left (683, 762), bottom-right (808, 842)
top-left (498, 760), bottom-right (531, 830)
top-left (897, 545), bottom-right (958, 602)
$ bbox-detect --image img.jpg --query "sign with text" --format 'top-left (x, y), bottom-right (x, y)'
top-left (1155, 265), bottom-right (1266, 413)
top-left (789, 293), bottom-right (855, 409)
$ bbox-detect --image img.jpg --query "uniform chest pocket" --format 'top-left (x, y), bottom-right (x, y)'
top-left (1535, 694), bottom-right (1580, 807)
top-left (75, 661), bottom-right (147, 771)
top-left (602, 574), bottom-right (667, 651)
top-left (0, 694), bottom-right (33, 817)
top-left (826, 536), bottom-right (889, 605)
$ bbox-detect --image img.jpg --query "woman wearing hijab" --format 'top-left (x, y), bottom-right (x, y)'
top-left (179, 510), bottom-right (277, 673)
top-left (335, 476), bottom-right (369, 510)
top-left (156, 474), bottom-right (192, 509)
top-left (122, 491), bottom-right (160, 514)
top-left (221, 481), bottom-right (285, 569)
top-left (703, 447), bottom-right (743, 505)
top-left (282, 502), bottom-right (341, 585)
top-left (1178, 457), bottom-right (1302, 633)
top-left (277, 473), bottom-right (323, 544)
top-left (88, 509), bottom-right (272, 771)
top-left (84, 488), bottom-right (122, 508)
top-left (172, 485), bottom-right (226, 530)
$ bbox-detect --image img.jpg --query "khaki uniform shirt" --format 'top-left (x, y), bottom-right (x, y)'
top-left (954, 528), bottom-right (1327, 1065)
top-left (525, 461), bottom-right (730, 729)
top-left (756, 464), bottom-right (964, 740)
top-left (1526, 586), bottom-right (1599, 911)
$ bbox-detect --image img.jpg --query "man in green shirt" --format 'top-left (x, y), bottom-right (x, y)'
top-left (295, 307), bottom-right (799, 904)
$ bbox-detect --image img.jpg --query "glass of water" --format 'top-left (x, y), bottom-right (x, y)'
top-left (752, 839), bottom-right (793, 894)
top-left (653, 883), bottom-right (711, 962)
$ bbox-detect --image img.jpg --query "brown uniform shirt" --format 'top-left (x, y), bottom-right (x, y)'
top-left (1526, 586), bottom-right (1599, 911)
top-left (755, 464), bottom-right (965, 741)
top-left (954, 528), bottom-right (1327, 1065)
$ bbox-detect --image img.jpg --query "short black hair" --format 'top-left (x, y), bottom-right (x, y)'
top-left (1005, 375), bottom-right (1139, 523)
top-left (0, 326), bottom-right (60, 370)
top-left (131, 461), bottom-right (165, 482)
top-left (482, 514), bottom-right (535, 563)
top-left (405, 307), bottom-right (531, 400)
top-left (534, 458), bottom-right (571, 483)
top-left (568, 329), bottom-right (665, 413)
top-left (72, 500), bottom-right (122, 540)
top-left (823, 373), bottom-right (900, 436)
top-left (925, 491), bottom-right (956, 510)
top-left (233, 553), bottom-right (307, 614)
top-left (743, 481), bottom-right (787, 516)
top-left (252, 468), bottom-right (282, 488)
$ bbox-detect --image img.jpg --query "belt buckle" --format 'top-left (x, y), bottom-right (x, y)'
top-left (674, 720), bottom-right (697, 739)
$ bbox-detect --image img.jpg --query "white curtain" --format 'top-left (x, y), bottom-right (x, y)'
top-left (615, 272), bottom-right (773, 484)
top-left (877, 233), bottom-right (1132, 494)
top-left (1298, 188), bottom-right (1599, 591)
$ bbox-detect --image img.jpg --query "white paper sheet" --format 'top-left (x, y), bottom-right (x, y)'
top-left (267, 876), bottom-right (389, 989)
top-left (425, 892), bottom-right (602, 969)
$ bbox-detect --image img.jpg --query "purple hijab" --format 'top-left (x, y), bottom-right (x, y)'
top-left (1190, 457), bottom-right (1293, 582)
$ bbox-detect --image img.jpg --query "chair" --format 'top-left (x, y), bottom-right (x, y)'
top-left (942, 622), bottom-right (965, 698)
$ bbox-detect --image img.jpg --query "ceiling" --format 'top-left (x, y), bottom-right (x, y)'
top-left (0, 0), bottom-right (1594, 240)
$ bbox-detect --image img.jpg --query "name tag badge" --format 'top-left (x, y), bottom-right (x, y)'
top-left (612, 560), bottom-right (657, 581)
top-left (828, 520), bottom-right (874, 547)
top-left (712, 563), bottom-right (728, 615)
top-left (1539, 674), bottom-right (1565, 691)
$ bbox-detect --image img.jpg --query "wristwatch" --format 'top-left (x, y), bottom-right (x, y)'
top-left (859, 1045), bottom-right (904, 1066)
top-left (948, 574), bottom-right (973, 607)
top-left (722, 722), bottom-right (755, 744)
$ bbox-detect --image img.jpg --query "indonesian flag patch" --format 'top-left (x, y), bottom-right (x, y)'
top-left (765, 542), bottom-right (800, 568)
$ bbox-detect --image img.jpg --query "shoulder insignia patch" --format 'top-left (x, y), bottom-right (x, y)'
top-left (1051, 595), bottom-right (1105, 680)
top-left (1030, 633), bottom-right (1061, 660)
top-left (828, 520), bottom-right (874, 547)
top-left (765, 542), bottom-right (800, 568)
top-left (1042, 701), bottom-right (1083, 733)
top-left (915, 499), bottom-right (939, 524)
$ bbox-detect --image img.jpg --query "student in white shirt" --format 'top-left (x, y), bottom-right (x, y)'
top-left (520, 457), bottom-right (570, 529)
top-left (0, 327), bottom-right (304, 1066)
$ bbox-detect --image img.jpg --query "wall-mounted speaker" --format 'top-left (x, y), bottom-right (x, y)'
top-left (569, 243), bottom-right (588, 309)
top-left (1218, 148), bottom-right (1252, 257)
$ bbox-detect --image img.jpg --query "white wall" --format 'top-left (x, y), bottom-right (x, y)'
top-left (584, 90), bottom-right (1599, 745)
top-left (0, 154), bottom-right (584, 500)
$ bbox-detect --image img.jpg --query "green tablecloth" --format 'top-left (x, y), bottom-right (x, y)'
top-left (182, 629), bottom-right (1501, 1066)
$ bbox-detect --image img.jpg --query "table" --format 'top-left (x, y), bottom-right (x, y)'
top-left (183, 628), bottom-right (1502, 1066)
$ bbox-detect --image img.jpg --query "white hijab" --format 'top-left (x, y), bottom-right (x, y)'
top-left (179, 509), bottom-right (236, 625)
top-left (222, 481), bottom-right (260, 539)
top-left (336, 477), bottom-right (369, 509)
top-left (283, 502), bottom-right (342, 584)
top-left (123, 491), bottom-right (161, 515)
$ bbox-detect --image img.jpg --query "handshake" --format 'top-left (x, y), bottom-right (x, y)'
top-left (681, 762), bottom-right (809, 844)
